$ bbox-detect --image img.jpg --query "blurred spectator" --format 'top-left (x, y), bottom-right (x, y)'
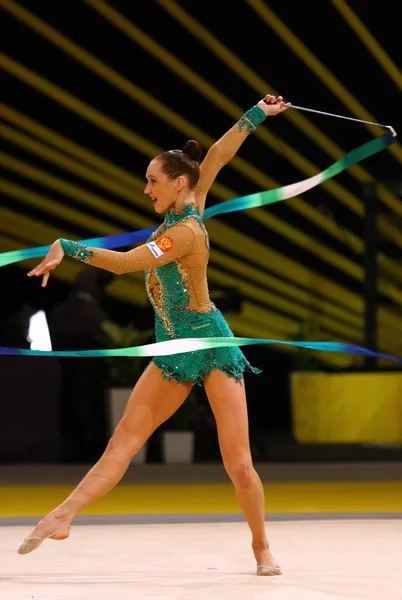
top-left (49, 268), bottom-right (114, 463)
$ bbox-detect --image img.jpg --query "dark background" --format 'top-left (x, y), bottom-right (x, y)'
top-left (1, 0), bottom-right (401, 463)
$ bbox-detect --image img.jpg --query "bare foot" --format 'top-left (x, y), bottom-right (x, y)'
top-left (253, 544), bottom-right (282, 575)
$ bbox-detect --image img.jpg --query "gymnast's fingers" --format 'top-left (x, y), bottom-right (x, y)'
top-left (42, 271), bottom-right (50, 288)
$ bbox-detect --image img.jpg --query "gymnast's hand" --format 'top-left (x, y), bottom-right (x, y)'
top-left (27, 240), bottom-right (65, 287)
top-left (258, 94), bottom-right (289, 116)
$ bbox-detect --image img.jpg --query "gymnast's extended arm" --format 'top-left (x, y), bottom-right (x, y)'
top-left (27, 224), bottom-right (195, 287)
top-left (195, 94), bottom-right (288, 216)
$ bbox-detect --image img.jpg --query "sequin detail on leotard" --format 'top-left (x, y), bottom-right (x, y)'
top-left (60, 238), bottom-right (94, 261)
top-left (238, 105), bottom-right (267, 134)
top-left (145, 204), bottom-right (261, 385)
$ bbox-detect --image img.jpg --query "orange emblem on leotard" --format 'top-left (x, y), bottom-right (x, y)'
top-left (156, 236), bottom-right (174, 252)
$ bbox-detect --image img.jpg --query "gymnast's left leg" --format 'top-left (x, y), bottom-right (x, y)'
top-left (17, 364), bottom-right (192, 554)
top-left (203, 369), bottom-right (281, 576)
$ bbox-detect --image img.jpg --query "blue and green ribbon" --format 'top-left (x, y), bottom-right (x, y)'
top-left (1, 130), bottom-right (400, 364)
top-left (0, 337), bottom-right (400, 363)
top-left (0, 131), bottom-right (395, 268)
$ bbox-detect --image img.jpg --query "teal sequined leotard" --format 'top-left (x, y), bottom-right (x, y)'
top-left (145, 204), bottom-right (261, 385)
top-left (60, 105), bottom-right (269, 383)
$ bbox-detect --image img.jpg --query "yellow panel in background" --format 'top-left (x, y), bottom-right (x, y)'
top-left (292, 372), bottom-right (402, 443)
top-left (1, 482), bottom-right (401, 518)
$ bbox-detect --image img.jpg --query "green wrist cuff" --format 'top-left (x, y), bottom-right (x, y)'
top-left (238, 105), bottom-right (267, 134)
top-left (60, 238), bottom-right (94, 261)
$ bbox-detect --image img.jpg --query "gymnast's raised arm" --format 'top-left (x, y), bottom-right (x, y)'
top-left (195, 94), bottom-right (288, 217)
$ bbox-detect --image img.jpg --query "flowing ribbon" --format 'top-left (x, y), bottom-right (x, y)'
top-left (1, 130), bottom-right (400, 364)
top-left (0, 337), bottom-right (400, 363)
top-left (0, 131), bottom-right (396, 268)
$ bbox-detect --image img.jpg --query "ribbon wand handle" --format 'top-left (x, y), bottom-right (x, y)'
top-left (284, 103), bottom-right (396, 137)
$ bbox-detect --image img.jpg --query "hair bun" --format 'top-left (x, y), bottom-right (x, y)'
top-left (182, 140), bottom-right (202, 164)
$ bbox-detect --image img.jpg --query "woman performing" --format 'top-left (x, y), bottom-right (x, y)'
top-left (20, 94), bottom-right (288, 576)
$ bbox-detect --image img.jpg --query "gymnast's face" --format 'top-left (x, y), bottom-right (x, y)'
top-left (145, 159), bottom-right (185, 215)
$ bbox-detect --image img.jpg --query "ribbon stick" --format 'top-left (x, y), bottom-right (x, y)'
top-left (0, 337), bottom-right (400, 363)
top-left (0, 131), bottom-right (396, 268)
top-left (284, 103), bottom-right (397, 137)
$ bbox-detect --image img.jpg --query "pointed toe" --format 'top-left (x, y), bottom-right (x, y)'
top-left (17, 523), bottom-right (70, 555)
top-left (17, 536), bottom-right (44, 555)
top-left (256, 563), bottom-right (282, 576)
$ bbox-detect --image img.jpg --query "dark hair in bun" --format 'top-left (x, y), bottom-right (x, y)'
top-left (156, 140), bottom-right (202, 189)
top-left (182, 140), bottom-right (203, 164)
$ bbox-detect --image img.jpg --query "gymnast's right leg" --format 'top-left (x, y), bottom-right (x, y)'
top-left (18, 364), bottom-right (192, 554)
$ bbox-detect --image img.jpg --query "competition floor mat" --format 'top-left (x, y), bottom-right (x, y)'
top-left (2, 520), bottom-right (402, 600)
top-left (2, 469), bottom-right (401, 599)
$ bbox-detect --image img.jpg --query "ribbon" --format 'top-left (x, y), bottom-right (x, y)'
top-left (0, 337), bottom-right (400, 363)
top-left (1, 130), bottom-right (400, 364)
top-left (0, 131), bottom-right (396, 268)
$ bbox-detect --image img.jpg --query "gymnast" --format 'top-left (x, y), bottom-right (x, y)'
top-left (20, 94), bottom-right (288, 576)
